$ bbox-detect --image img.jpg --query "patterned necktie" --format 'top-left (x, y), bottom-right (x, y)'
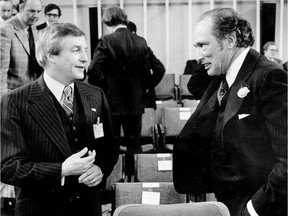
top-left (217, 78), bottom-right (228, 105)
top-left (61, 86), bottom-right (73, 116)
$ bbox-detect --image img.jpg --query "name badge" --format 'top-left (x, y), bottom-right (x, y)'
top-left (93, 117), bottom-right (104, 139)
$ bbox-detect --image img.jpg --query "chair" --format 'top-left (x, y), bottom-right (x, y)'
top-left (179, 74), bottom-right (200, 107)
top-left (140, 108), bottom-right (158, 152)
top-left (155, 74), bottom-right (177, 100)
top-left (120, 108), bottom-right (157, 153)
top-left (113, 202), bottom-right (230, 216)
top-left (101, 154), bottom-right (126, 204)
top-left (134, 153), bottom-right (173, 182)
top-left (182, 99), bottom-right (199, 108)
top-left (112, 182), bottom-right (187, 212)
top-left (179, 74), bottom-right (192, 100)
top-left (158, 107), bottom-right (196, 151)
top-left (154, 100), bottom-right (179, 125)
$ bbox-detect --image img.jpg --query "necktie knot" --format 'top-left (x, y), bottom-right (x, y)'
top-left (63, 86), bottom-right (73, 101)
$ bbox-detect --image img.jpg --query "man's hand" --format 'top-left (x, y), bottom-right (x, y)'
top-left (78, 164), bottom-right (103, 187)
top-left (61, 147), bottom-right (96, 177)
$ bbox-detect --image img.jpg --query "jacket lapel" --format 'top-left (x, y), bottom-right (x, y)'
top-left (28, 76), bottom-right (72, 157)
top-left (223, 49), bottom-right (260, 126)
top-left (75, 81), bottom-right (95, 122)
top-left (12, 16), bottom-right (30, 54)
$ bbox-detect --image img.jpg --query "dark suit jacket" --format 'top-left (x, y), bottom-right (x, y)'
top-left (184, 60), bottom-right (214, 100)
top-left (0, 76), bottom-right (119, 215)
top-left (145, 47), bottom-right (165, 109)
top-left (0, 15), bottom-right (39, 96)
top-left (173, 49), bottom-right (287, 215)
top-left (87, 28), bottom-right (152, 115)
top-left (36, 22), bottom-right (47, 31)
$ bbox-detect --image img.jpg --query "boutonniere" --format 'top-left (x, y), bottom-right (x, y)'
top-left (237, 85), bottom-right (250, 98)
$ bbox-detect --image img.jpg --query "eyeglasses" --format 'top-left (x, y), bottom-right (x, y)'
top-left (46, 13), bottom-right (59, 18)
top-left (268, 49), bottom-right (278, 52)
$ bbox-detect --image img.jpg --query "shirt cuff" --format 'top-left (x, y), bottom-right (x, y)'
top-left (247, 200), bottom-right (258, 216)
top-left (61, 176), bottom-right (65, 186)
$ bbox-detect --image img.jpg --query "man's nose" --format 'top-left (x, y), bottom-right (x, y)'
top-left (196, 48), bottom-right (204, 63)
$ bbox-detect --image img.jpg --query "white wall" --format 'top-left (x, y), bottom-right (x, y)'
top-left (14, 0), bottom-right (288, 83)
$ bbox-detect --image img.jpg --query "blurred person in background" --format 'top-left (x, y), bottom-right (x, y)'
top-left (37, 3), bottom-right (61, 31)
top-left (0, 0), bottom-right (43, 97)
top-left (0, 0), bottom-right (13, 23)
top-left (263, 41), bottom-right (283, 68)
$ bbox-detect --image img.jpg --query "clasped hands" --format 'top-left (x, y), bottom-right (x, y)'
top-left (62, 147), bottom-right (103, 187)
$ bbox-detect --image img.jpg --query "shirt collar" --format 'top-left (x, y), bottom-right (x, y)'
top-left (226, 47), bottom-right (250, 87)
top-left (43, 72), bottom-right (74, 102)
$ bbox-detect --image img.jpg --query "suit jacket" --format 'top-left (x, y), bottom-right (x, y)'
top-left (0, 76), bottom-right (119, 215)
top-left (173, 49), bottom-right (287, 215)
top-left (145, 47), bottom-right (165, 109)
top-left (0, 15), bottom-right (40, 97)
top-left (87, 28), bottom-right (152, 115)
top-left (36, 22), bottom-right (47, 31)
top-left (184, 60), bottom-right (214, 100)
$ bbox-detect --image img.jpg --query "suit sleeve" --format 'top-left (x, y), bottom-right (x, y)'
top-left (148, 47), bottom-right (165, 87)
top-left (0, 24), bottom-right (11, 97)
top-left (87, 38), bottom-right (107, 88)
top-left (250, 68), bottom-right (287, 215)
top-left (0, 93), bottom-right (63, 188)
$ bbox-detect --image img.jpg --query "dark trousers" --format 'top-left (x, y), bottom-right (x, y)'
top-left (112, 114), bottom-right (142, 175)
top-left (111, 114), bottom-right (142, 153)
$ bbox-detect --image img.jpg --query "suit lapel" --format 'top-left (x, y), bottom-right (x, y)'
top-left (223, 49), bottom-right (260, 126)
top-left (197, 77), bottom-right (222, 121)
top-left (12, 16), bottom-right (30, 54)
top-left (28, 76), bottom-right (72, 157)
top-left (75, 81), bottom-right (96, 122)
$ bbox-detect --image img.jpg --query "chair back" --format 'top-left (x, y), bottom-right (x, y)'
top-left (134, 153), bottom-right (173, 182)
top-left (113, 182), bottom-right (186, 211)
top-left (155, 74), bottom-right (176, 100)
top-left (113, 202), bottom-right (230, 216)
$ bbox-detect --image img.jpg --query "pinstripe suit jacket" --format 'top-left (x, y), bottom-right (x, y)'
top-left (173, 49), bottom-right (287, 215)
top-left (0, 15), bottom-right (38, 97)
top-left (0, 76), bottom-right (119, 215)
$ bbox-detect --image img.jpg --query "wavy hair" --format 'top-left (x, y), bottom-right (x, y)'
top-left (199, 8), bottom-right (254, 48)
top-left (36, 23), bottom-right (85, 67)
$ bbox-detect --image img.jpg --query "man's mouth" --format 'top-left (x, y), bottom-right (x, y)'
top-left (204, 63), bottom-right (211, 70)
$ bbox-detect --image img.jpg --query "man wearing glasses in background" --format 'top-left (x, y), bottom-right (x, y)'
top-left (263, 41), bottom-right (283, 68)
top-left (37, 3), bottom-right (61, 31)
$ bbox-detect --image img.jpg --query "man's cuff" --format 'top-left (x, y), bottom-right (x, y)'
top-left (61, 176), bottom-right (65, 186)
top-left (247, 200), bottom-right (258, 216)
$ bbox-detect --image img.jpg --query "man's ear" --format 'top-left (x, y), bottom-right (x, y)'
top-left (226, 33), bottom-right (237, 49)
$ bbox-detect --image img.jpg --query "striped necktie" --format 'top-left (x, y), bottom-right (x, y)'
top-left (61, 86), bottom-right (73, 116)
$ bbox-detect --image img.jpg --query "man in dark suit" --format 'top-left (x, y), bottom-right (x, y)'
top-left (0, 0), bottom-right (43, 97)
top-left (183, 59), bottom-right (214, 100)
top-left (173, 8), bottom-right (287, 216)
top-left (1, 23), bottom-right (119, 216)
top-left (126, 20), bottom-right (166, 109)
top-left (36, 3), bottom-right (61, 31)
top-left (88, 6), bottom-right (152, 154)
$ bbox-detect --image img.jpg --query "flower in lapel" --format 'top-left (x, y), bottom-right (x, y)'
top-left (237, 86), bottom-right (250, 98)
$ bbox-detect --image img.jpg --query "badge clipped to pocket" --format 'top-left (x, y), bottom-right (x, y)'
top-left (93, 117), bottom-right (104, 139)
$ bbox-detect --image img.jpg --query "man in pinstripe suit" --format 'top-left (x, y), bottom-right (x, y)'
top-left (173, 8), bottom-right (287, 216)
top-left (1, 23), bottom-right (119, 216)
